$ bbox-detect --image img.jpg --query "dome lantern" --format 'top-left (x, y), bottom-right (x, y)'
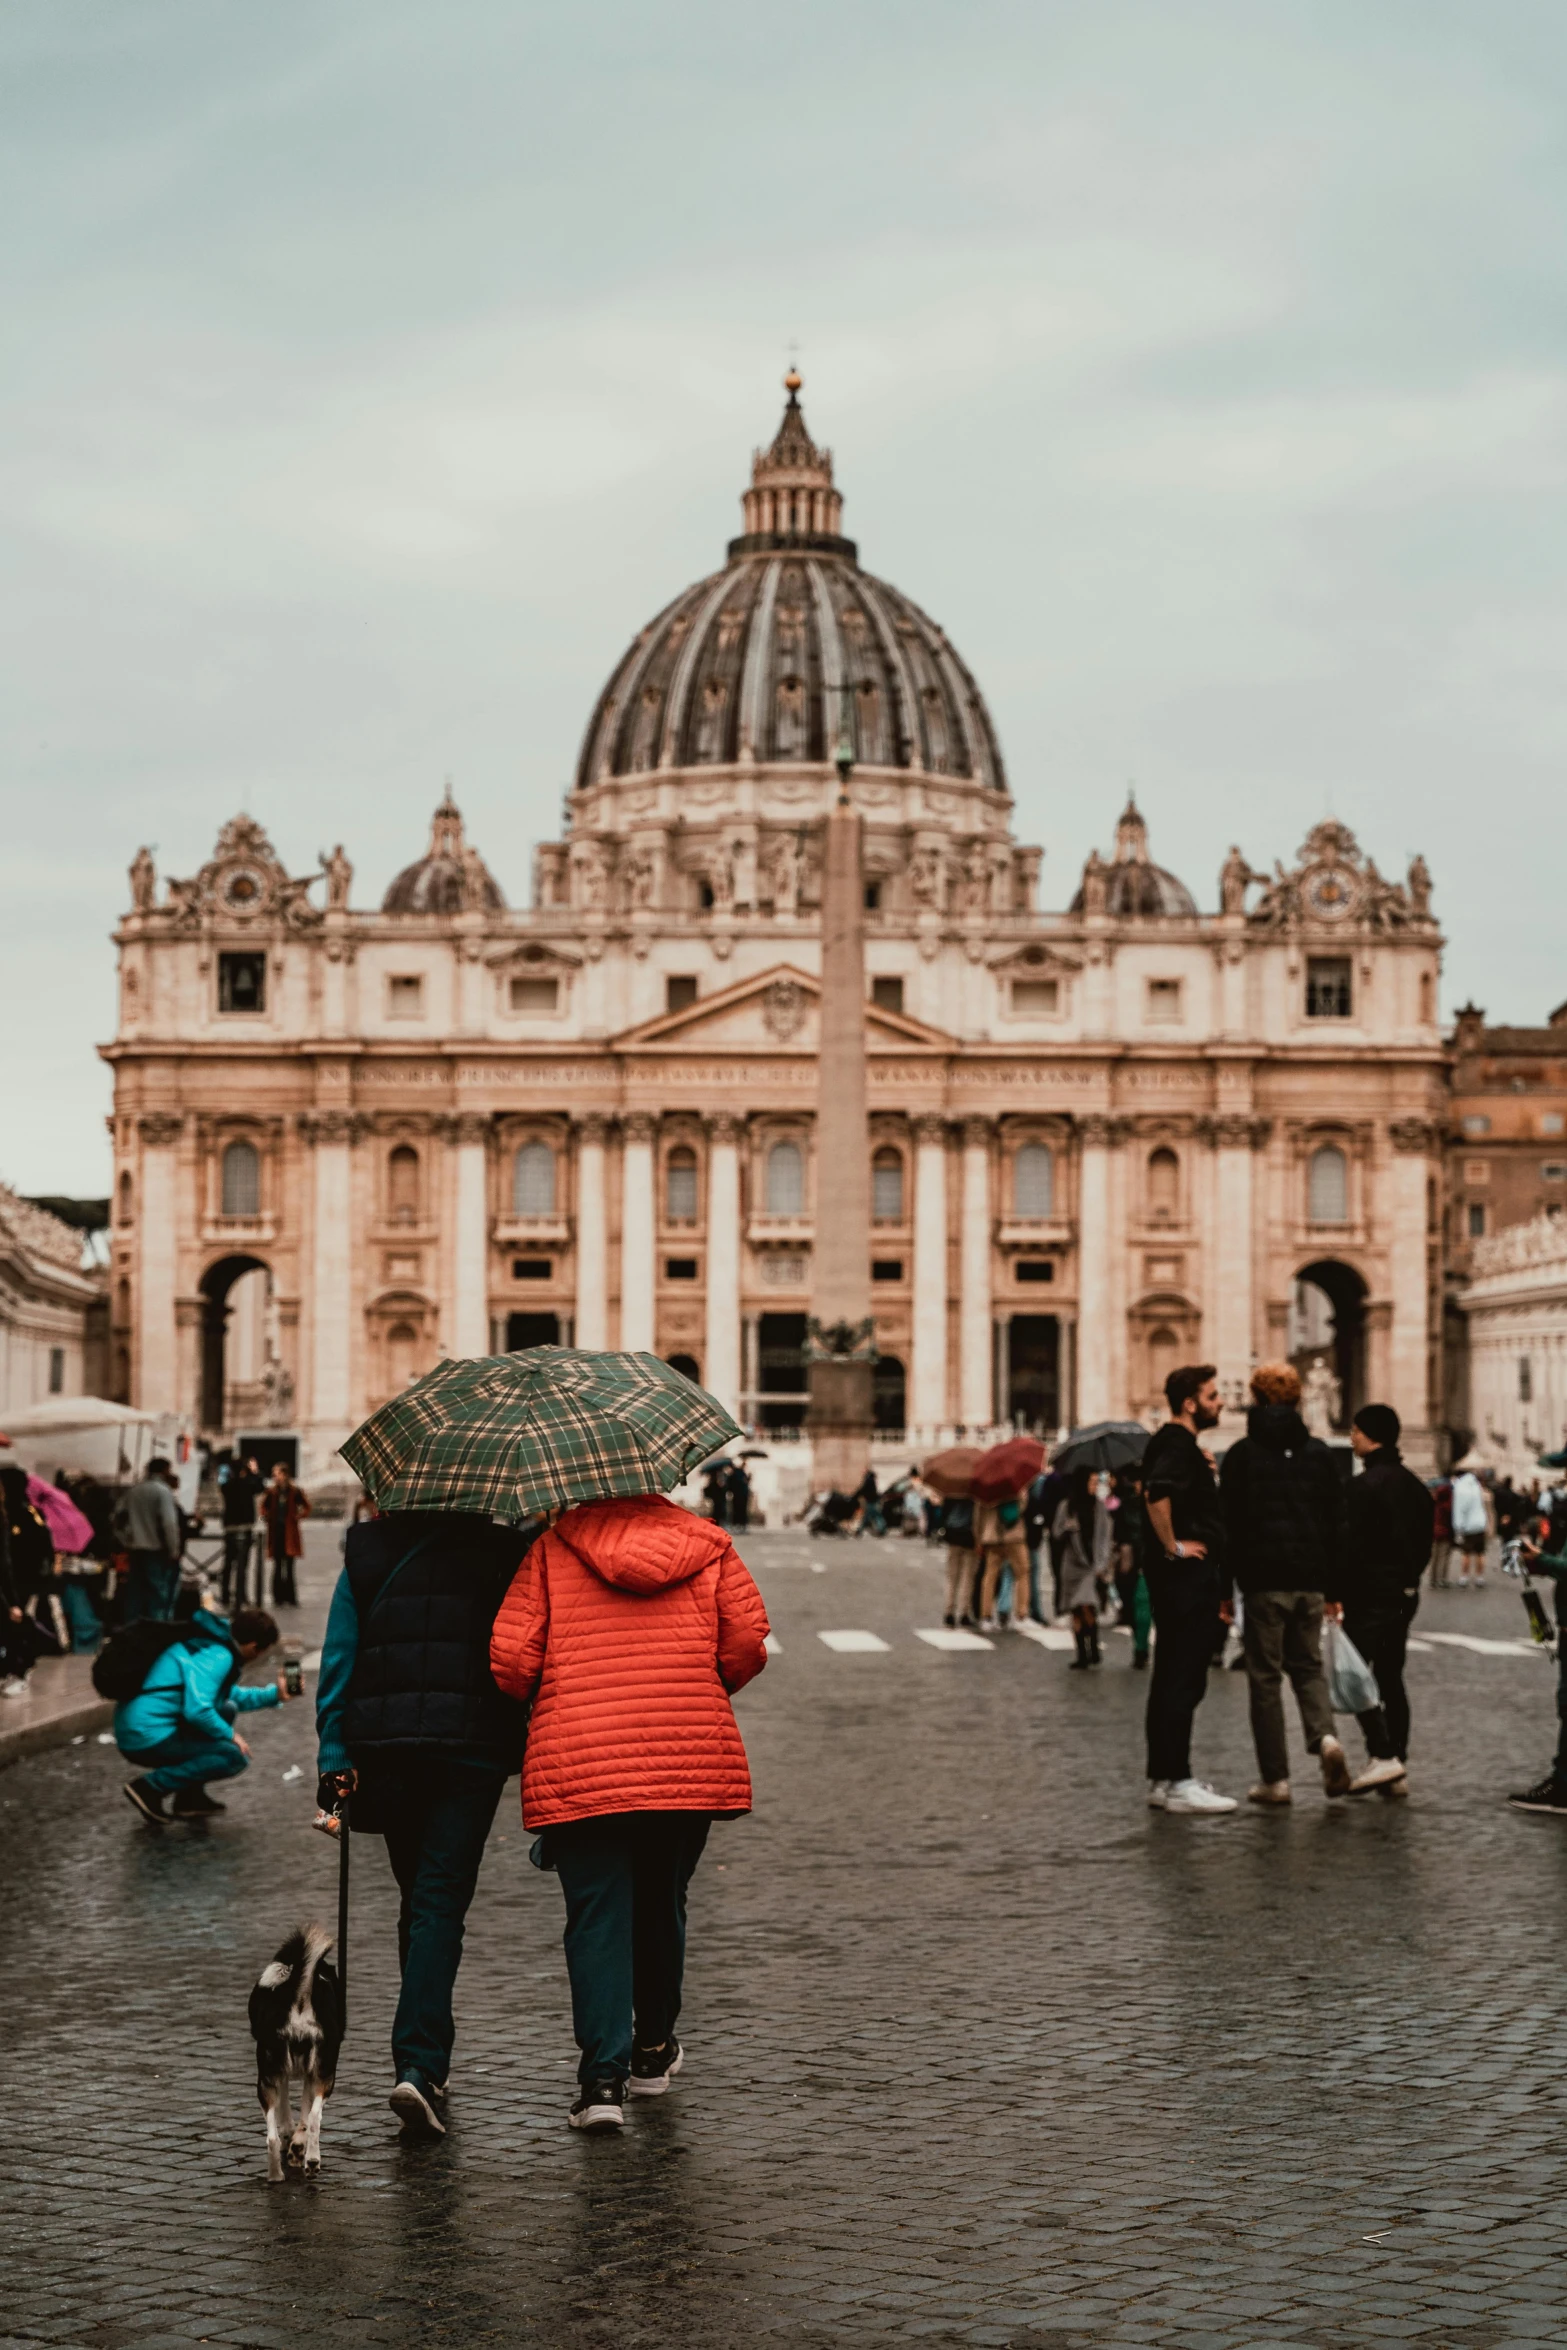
top-left (730, 372), bottom-right (854, 560)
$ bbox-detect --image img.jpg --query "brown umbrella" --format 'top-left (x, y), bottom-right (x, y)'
top-left (922, 1445), bottom-right (983, 1499)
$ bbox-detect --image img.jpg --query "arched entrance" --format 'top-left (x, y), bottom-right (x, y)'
top-left (200, 1254), bottom-right (270, 1432)
top-left (1290, 1259), bottom-right (1367, 1431)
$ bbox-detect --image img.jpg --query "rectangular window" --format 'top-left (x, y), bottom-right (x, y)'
top-left (1467, 1202), bottom-right (1486, 1238)
top-left (1305, 957), bottom-right (1353, 1019)
top-left (1544, 1162), bottom-right (1567, 1183)
top-left (863, 882), bottom-right (882, 912)
top-left (1462, 1114), bottom-right (1491, 1136)
top-left (1017, 1260), bottom-right (1055, 1283)
top-left (48, 1347), bottom-right (64, 1394)
top-left (217, 951), bottom-right (266, 1014)
top-left (664, 1257), bottom-right (698, 1281)
top-left (387, 975), bottom-right (425, 1017)
top-left (1146, 978), bottom-right (1182, 1023)
top-left (512, 1258), bottom-right (552, 1281)
top-left (870, 976), bottom-right (904, 1014)
top-left (666, 975), bottom-right (698, 1012)
top-left (509, 976), bottom-right (558, 1013)
top-left (1011, 978), bottom-right (1059, 1016)
top-left (1520, 1357), bottom-right (1534, 1403)
top-left (1541, 1113), bottom-right (1565, 1136)
top-left (871, 1259), bottom-right (904, 1283)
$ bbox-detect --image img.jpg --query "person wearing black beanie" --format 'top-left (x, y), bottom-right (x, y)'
top-left (1328, 1404), bottom-right (1435, 1794)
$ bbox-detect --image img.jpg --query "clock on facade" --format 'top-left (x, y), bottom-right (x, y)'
top-left (220, 865), bottom-right (269, 914)
top-left (1303, 865), bottom-right (1358, 922)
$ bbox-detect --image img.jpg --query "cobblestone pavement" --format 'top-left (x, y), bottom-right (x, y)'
top-left (6, 1526), bottom-right (1567, 2349)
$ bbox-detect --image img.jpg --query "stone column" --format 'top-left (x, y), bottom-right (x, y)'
top-left (451, 1113), bottom-right (491, 1359)
top-left (1075, 1115), bottom-right (1113, 1422)
top-left (911, 1115), bottom-right (949, 1435)
top-left (958, 1117), bottom-right (993, 1429)
top-left (1211, 1115), bottom-right (1266, 1393)
top-left (704, 1112), bottom-right (742, 1416)
top-left (304, 1111), bottom-right (355, 1443)
top-left (620, 1112), bottom-right (656, 1353)
top-left (574, 1114), bottom-right (609, 1350)
top-left (1388, 1119), bottom-right (1437, 1455)
top-left (135, 1113), bottom-right (182, 1413)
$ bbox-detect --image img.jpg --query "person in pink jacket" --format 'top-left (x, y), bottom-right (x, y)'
top-left (490, 1493), bottom-right (768, 2131)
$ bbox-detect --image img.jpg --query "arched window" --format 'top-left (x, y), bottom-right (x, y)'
top-left (513, 1141), bottom-right (555, 1216)
top-left (666, 1353), bottom-right (701, 1384)
top-left (1149, 1324), bottom-right (1180, 1403)
top-left (766, 1140), bottom-right (804, 1215)
top-left (872, 1148), bottom-right (904, 1223)
top-left (1014, 1143), bottom-right (1054, 1218)
top-left (1148, 1147), bottom-right (1179, 1221)
top-left (1309, 1144), bottom-right (1349, 1224)
top-left (873, 1354), bottom-right (906, 1432)
top-left (116, 1170), bottom-right (133, 1225)
top-left (666, 1147), bottom-right (698, 1223)
top-left (388, 1145), bottom-right (420, 1223)
top-left (221, 1140), bottom-right (260, 1218)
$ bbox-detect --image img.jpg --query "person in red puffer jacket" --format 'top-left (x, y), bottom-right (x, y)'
top-left (489, 1491), bottom-right (769, 2131)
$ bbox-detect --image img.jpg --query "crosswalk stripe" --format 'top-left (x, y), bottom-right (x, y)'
top-left (915, 1627), bottom-right (993, 1651)
top-left (1421, 1630), bottom-right (1538, 1658)
top-left (1016, 1622), bottom-right (1078, 1652)
top-left (817, 1629), bottom-right (890, 1653)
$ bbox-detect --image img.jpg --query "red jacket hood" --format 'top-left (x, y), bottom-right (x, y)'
top-left (551, 1495), bottom-right (731, 1594)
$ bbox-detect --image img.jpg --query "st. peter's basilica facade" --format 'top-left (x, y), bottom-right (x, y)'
top-left (104, 377), bottom-right (1449, 1476)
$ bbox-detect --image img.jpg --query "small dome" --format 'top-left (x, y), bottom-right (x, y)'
top-left (1069, 797), bottom-right (1197, 917)
top-left (576, 376), bottom-right (1006, 791)
top-left (383, 792), bottom-right (505, 915)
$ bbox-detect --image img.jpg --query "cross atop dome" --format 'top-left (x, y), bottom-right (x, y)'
top-left (732, 371), bottom-right (853, 558)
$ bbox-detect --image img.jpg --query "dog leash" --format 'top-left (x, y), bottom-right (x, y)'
top-left (336, 1805), bottom-right (350, 2034)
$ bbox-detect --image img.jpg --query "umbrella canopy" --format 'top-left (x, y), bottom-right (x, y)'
top-left (340, 1347), bottom-right (743, 1525)
top-left (922, 1445), bottom-right (983, 1499)
top-left (1537, 1449), bottom-right (1567, 1470)
top-left (1052, 1421), bottom-right (1152, 1476)
top-left (972, 1435), bottom-right (1047, 1503)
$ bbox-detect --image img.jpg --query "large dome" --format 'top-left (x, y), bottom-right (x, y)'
top-left (576, 375), bottom-right (1006, 792)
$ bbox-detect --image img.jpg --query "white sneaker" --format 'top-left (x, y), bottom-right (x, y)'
top-left (0, 1677), bottom-right (28, 1699)
top-left (1147, 1779), bottom-right (1172, 1808)
top-left (1163, 1778), bottom-right (1238, 1814)
top-left (979, 1617), bottom-right (999, 1633)
top-left (1248, 1780), bottom-right (1292, 1806)
top-left (1349, 1757), bottom-right (1407, 1794)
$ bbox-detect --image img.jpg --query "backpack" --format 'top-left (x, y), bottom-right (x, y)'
top-left (997, 1498), bottom-right (1022, 1531)
top-left (92, 1619), bottom-right (186, 1702)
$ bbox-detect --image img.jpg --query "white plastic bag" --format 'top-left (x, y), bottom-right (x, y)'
top-left (1323, 1617), bottom-right (1381, 1715)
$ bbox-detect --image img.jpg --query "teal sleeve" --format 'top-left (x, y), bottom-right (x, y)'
top-left (1530, 1544), bottom-right (1567, 1582)
top-left (232, 1680), bottom-right (281, 1713)
top-left (182, 1648), bottom-right (238, 1743)
top-left (315, 1571), bottom-right (359, 1775)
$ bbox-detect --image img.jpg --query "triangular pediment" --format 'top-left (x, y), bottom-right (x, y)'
top-left (615, 963), bottom-right (958, 1053)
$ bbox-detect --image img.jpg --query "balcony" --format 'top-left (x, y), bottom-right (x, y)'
top-left (494, 1215), bottom-right (572, 1246)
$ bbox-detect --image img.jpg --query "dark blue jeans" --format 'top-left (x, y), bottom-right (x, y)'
top-left (379, 1757), bottom-right (508, 2085)
top-left (549, 1811), bottom-right (711, 2086)
top-left (122, 1728), bottom-right (249, 1797)
top-left (124, 1553), bottom-right (179, 1623)
top-left (1144, 1561), bottom-right (1223, 1783)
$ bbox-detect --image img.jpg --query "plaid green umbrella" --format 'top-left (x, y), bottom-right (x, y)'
top-left (339, 1347), bottom-right (743, 1523)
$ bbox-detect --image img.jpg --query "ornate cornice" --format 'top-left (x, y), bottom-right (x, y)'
top-left (1078, 1114), bottom-right (1132, 1148)
top-left (137, 1113), bottom-right (185, 1147)
top-left (1196, 1114), bottom-right (1273, 1150)
top-left (1389, 1116), bottom-right (1438, 1154)
top-left (449, 1112), bottom-right (491, 1147)
top-left (960, 1115), bottom-right (994, 1147)
top-left (911, 1113), bottom-right (948, 1147)
top-left (622, 1111), bottom-right (658, 1145)
top-left (706, 1111), bottom-right (745, 1144)
top-left (574, 1112), bottom-right (611, 1146)
top-left (297, 1110), bottom-right (369, 1147)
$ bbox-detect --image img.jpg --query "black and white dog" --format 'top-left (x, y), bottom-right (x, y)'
top-left (248, 1923), bottom-right (343, 2181)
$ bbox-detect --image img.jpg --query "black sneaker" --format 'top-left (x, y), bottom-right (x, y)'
top-left (389, 2071), bottom-right (447, 2136)
top-left (123, 1777), bottom-right (168, 1825)
top-left (170, 1789), bottom-right (226, 1817)
top-left (628, 2037), bottom-right (684, 2097)
top-left (568, 2080), bottom-right (626, 2130)
top-left (1508, 1776), bottom-right (1567, 1814)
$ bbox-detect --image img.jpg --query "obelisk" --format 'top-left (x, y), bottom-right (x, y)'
top-left (807, 754), bottom-right (875, 1489)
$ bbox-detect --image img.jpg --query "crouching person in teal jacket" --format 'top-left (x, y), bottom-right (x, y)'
top-left (119, 1605), bottom-right (295, 1823)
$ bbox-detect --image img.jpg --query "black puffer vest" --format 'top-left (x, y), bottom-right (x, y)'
top-left (342, 1511), bottom-right (534, 1766)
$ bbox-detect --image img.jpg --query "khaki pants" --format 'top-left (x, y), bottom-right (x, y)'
top-left (944, 1546), bottom-right (977, 1619)
top-left (980, 1539), bottom-right (1030, 1622)
top-left (1243, 1590), bottom-right (1335, 1785)
top-left (1429, 1539), bottom-right (1451, 1589)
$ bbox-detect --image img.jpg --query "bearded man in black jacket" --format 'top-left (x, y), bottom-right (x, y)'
top-left (1329, 1403), bottom-right (1434, 1793)
top-left (1220, 1361), bottom-right (1363, 1806)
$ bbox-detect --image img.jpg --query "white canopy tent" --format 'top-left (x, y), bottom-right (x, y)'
top-left (0, 1396), bottom-right (158, 1483)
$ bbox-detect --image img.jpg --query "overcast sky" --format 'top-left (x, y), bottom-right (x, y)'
top-left (5, 0), bottom-right (1566, 1197)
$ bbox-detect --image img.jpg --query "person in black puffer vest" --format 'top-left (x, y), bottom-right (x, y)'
top-left (1219, 1361), bottom-right (1355, 1807)
top-left (315, 1507), bottom-right (538, 2138)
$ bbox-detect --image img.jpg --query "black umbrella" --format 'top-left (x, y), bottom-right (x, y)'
top-left (1052, 1420), bottom-right (1151, 1475)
